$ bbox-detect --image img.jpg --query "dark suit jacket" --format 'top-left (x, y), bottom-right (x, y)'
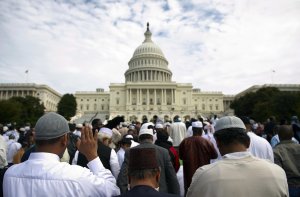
top-left (115, 185), bottom-right (180, 197)
top-left (117, 141), bottom-right (180, 195)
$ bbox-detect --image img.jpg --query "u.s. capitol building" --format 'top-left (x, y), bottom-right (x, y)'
top-left (1, 24), bottom-right (299, 122)
top-left (74, 24), bottom-right (232, 122)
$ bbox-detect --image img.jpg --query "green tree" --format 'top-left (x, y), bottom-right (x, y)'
top-left (230, 87), bottom-right (300, 122)
top-left (57, 94), bottom-right (77, 121)
top-left (0, 96), bottom-right (45, 125)
top-left (0, 100), bottom-right (22, 123)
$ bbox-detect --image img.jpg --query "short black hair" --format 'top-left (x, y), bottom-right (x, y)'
top-left (129, 168), bottom-right (160, 180)
top-left (278, 125), bottom-right (293, 141)
top-left (192, 127), bottom-right (203, 135)
top-left (35, 135), bottom-right (64, 146)
top-left (240, 116), bottom-right (250, 125)
top-left (92, 118), bottom-right (102, 128)
top-left (138, 134), bottom-right (153, 142)
top-left (214, 128), bottom-right (250, 147)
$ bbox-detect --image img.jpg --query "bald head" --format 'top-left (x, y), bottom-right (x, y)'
top-left (278, 125), bottom-right (293, 141)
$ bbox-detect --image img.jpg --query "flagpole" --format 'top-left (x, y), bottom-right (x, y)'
top-left (25, 70), bottom-right (29, 83)
top-left (271, 69), bottom-right (275, 84)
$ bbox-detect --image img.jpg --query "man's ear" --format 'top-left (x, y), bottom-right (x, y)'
top-left (155, 170), bottom-right (160, 187)
top-left (128, 176), bottom-right (131, 184)
top-left (215, 138), bottom-right (224, 156)
top-left (215, 138), bottom-right (221, 149)
top-left (61, 133), bottom-right (68, 147)
top-left (245, 139), bottom-right (250, 149)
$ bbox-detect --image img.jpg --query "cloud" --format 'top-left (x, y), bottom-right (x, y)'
top-left (0, 0), bottom-right (299, 95)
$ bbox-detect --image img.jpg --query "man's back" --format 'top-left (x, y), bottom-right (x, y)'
top-left (247, 132), bottom-right (274, 162)
top-left (273, 140), bottom-right (300, 186)
top-left (179, 136), bottom-right (217, 192)
top-left (170, 122), bottom-right (186, 147)
top-left (118, 142), bottom-right (180, 195)
top-left (4, 152), bottom-right (120, 197)
top-left (116, 185), bottom-right (179, 197)
top-left (187, 154), bottom-right (288, 197)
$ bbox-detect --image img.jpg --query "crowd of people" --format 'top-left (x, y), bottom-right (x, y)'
top-left (0, 113), bottom-right (299, 197)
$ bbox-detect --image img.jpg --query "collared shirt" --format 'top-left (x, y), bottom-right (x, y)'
top-left (273, 140), bottom-right (300, 186)
top-left (0, 135), bottom-right (8, 168)
top-left (223, 151), bottom-right (252, 159)
top-left (247, 132), bottom-right (274, 162)
top-left (4, 152), bottom-right (120, 197)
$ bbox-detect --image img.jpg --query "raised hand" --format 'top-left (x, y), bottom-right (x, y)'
top-left (77, 124), bottom-right (98, 161)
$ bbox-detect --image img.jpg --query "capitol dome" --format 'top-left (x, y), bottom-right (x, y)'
top-left (125, 23), bottom-right (172, 83)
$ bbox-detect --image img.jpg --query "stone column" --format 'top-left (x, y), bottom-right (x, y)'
top-left (139, 89), bottom-right (142, 104)
top-left (171, 89), bottom-right (174, 105)
top-left (161, 89), bottom-right (163, 104)
top-left (137, 89), bottom-right (139, 104)
top-left (147, 89), bottom-right (149, 105)
top-left (146, 71), bottom-right (148, 81)
top-left (130, 89), bottom-right (132, 105)
top-left (126, 89), bottom-right (129, 105)
top-left (154, 89), bottom-right (157, 105)
top-left (174, 89), bottom-right (176, 104)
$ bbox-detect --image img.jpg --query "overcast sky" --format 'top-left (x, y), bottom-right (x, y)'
top-left (0, 0), bottom-right (299, 95)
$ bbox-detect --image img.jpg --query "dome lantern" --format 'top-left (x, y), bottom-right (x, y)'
top-left (143, 22), bottom-right (152, 43)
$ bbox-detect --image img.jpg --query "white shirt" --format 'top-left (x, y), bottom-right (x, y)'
top-left (72, 149), bottom-right (120, 179)
top-left (117, 148), bottom-right (125, 168)
top-left (186, 126), bottom-right (193, 137)
top-left (247, 132), bottom-right (274, 162)
top-left (110, 149), bottom-right (120, 179)
top-left (0, 135), bottom-right (8, 168)
top-left (4, 152), bottom-right (120, 197)
top-left (6, 139), bottom-right (21, 164)
top-left (170, 122), bottom-right (187, 147)
top-left (130, 140), bottom-right (139, 147)
top-left (73, 129), bottom-right (81, 137)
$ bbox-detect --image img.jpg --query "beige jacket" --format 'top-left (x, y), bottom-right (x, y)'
top-left (187, 153), bottom-right (289, 197)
